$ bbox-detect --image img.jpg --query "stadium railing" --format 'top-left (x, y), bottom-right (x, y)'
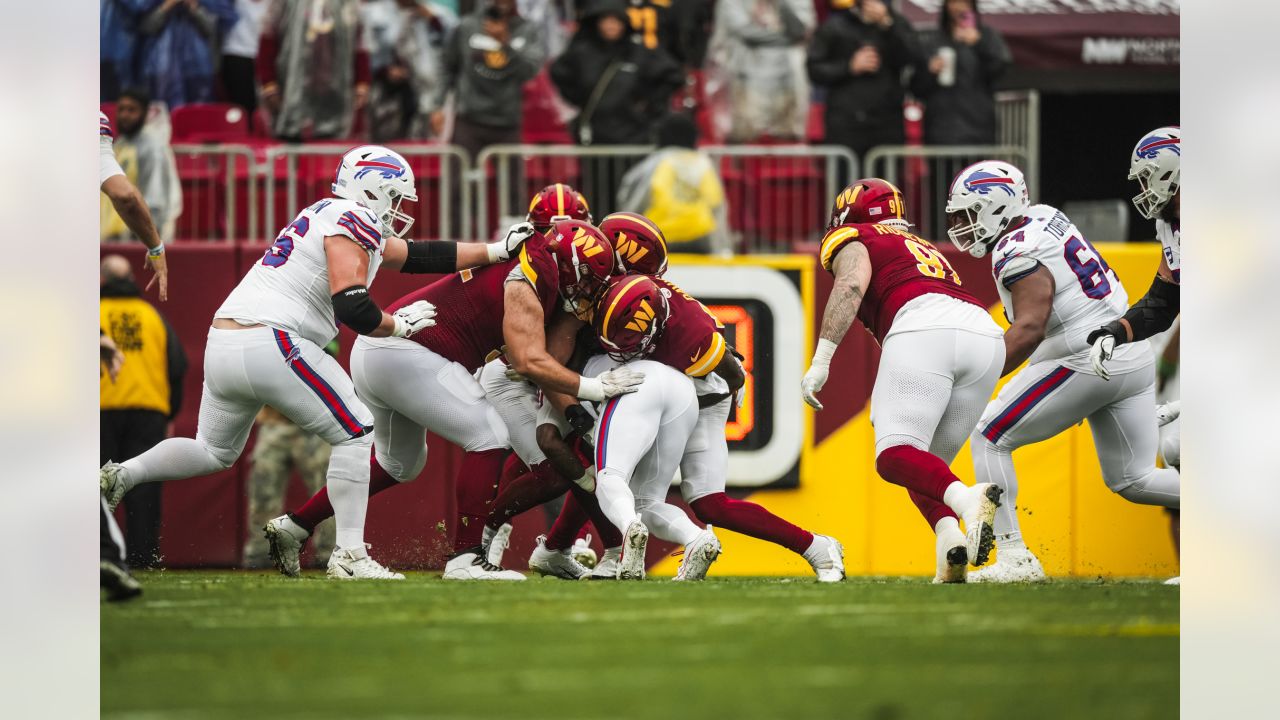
top-left (995, 89), bottom-right (1041, 192)
top-left (473, 144), bottom-right (859, 253)
top-left (171, 144), bottom-right (259, 243)
top-left (863, 144), bottom-right (1033, 242)
top-left (261, 143), bottom-right (473, 241)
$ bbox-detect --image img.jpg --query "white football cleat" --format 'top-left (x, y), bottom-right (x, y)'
top-left (528, 535), bottom-right (590, 579)
top-left (443, 549), bottom-right (526, 581)
top-left (100, 462), bottom-right (128, 511)
top-left (484, 523), bottom-right (514, 568)
top-left (263, 515), bottom-right (311, 577)
top-left (674, 526), bottom-right (721, 581)
top-left (590, 547), bottom-right (622, 580)
top-left (955, 483), bottom-right (1003, 566)
top-left (571, 534), bottom-right (598, 569)
top-left (934, 523), bottom-right (969, 584)
top-left (1164, 576), bottom-right (1180, 586)
top-left (804, 534), bottom-right (846, 583)
top-left (968, 547), bottom-right (1047, 584)
top-left (327, 544), bottom-right (404, 580)
top-left (618, 520), bottom-right (649, 580)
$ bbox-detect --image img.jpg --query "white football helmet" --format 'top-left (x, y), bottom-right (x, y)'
top-left (1128, 126), bottom-right (1180, 220)
top-left (945, 161), bottom-right (1030, 258)
top-left (332, 145), bottom-right (418, 238)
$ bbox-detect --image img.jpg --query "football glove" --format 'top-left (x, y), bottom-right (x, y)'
top-left (488, 221), bottom-right (536, 263)
top-left (391, 300), bottom-right (437, 338)
top-left (1087, 330), bottom-right (1117, 380)
top-left (801, 339), bottom-right (838, 411)
top-left (1155, 400), bottom-right (1181, 427)
top-left (577, 367), bottom-right (645, 402)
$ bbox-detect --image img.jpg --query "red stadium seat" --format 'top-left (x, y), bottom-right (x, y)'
top-left (172, 103), bottom-right (251, 143)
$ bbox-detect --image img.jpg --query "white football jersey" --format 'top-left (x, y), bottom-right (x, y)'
top-left (99, 112), bottom-right (125, 184)
top-left (217, 198), bottom-right (387, 346)
top-left (990, 204), bottom-right (1150, 375)
top-left (1156, 218), bottom-right (1181, 285)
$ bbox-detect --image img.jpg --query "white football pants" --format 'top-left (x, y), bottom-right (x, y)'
top-left (971, 359), bottom-right (1180, 547)
top-left (478, 359), bottom-right (547, 468)
top-left (351, 337), bottom-right (509, 482)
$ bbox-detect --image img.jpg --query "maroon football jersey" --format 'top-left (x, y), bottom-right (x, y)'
top-left (647, 277), bottom-right (727, 378)
top-left (819, 222), bottom-right (982, 345)
top-left (388, 236), bottom-right (561, 371)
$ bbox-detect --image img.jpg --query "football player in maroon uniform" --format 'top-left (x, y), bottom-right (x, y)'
top-left (525, 183), bottom-right (593, 234)
top-left (802, 179), bottom-right (1006, 583)
top-left (264, 221), bottom-right (639, 580)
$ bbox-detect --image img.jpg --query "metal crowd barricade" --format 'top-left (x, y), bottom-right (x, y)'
top-left (263, 144), bottom-right (472, 241)
top-left (863, 145), bottom-right (1032, 242)
top-left (474, 144), bottom-right (858, 253)
top-left (171, 144), bottom-right (258, 243)
top-left (995, 89), bottom-right (1041, 192)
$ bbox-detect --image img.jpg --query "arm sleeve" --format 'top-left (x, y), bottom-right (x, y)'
top-left (162, 314), bottom-right (188, 419)
top-left (1118, 275), bottom-right (1180, 343)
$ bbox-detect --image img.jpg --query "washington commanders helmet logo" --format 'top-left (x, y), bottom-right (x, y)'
top-left (615, 232), bottom-right (650, 265)
top-left (625, 298), bottom-right (656, 333)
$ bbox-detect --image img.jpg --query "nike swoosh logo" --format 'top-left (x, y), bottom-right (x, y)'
top-left (335, 564), bottom-right (354, 577)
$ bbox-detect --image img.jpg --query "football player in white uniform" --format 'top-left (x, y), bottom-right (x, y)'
top-left (1089, 126), bottom-right (1182, 472)
top-left (946, 161), bottom-right (1180, 582)
top-left (100, 146), bottom-right (528, 579)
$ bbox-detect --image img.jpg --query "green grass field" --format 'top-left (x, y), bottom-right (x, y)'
top-left (101, 571), bottom-right (1178, 719)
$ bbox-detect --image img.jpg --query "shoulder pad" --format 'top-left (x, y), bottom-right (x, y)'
top-left (819, 224), bottom-right (862, 271)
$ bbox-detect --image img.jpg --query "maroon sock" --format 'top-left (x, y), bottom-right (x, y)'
top-left (453, 448), bottom-right (507, 551)
top-left (291, 455), bottom-right (401, 532)
top-left (545, 490), bottom-right (591, 550)
top-left (690, 492), bottom-right (814, 554)
top-left (497, 453), bottom-right (527, 496)
top-left (908, 489), bottom-right (957, 529)
top-left (485, 461), bottom-right (571, 530)
top-left (875, 444), bottom-right (958, 503)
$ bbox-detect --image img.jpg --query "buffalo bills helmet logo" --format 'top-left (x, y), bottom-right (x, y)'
top-left (964, 170), bottom-right (1016, 196)
top-left (1136, 135), bottom-right (1180, 159)
top-left (353, 156), bottom-right (407, 180)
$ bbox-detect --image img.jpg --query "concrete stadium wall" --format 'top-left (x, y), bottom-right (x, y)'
top-left (99, 241), bottom-right (1175, 577)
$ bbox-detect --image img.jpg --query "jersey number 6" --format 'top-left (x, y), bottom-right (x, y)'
top-left (262, 217), bottom-right (310, 268)
top-left (1063, 235), bottom-right (1112, 299)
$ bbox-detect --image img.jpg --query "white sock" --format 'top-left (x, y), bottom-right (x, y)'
top-left (279, 515), bottom-right (310, 540)
top-left (995, 531), bottom-right (1027, 554)
top-left (802, 534), bottom-right (829, 564)
top-left (933, 515), bottom-right (961, 538)
top-left (639, 502), bottom-right (701, 546)
top-left (942, 481), bottom-right (972, 515)
top-left (593, 469), bottom-right (639, 533)
top-left (120, 437), bottom-right (236, 489)
top-left (327, 438), bottom-right (373, 550)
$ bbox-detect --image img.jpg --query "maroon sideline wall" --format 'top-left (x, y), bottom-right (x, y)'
top-left (98, 242), bottom-right (1001, 568)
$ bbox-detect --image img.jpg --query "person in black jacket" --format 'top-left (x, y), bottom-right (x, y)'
top-left (552, 0), bottom-right (684, 215)
top-left (910, 0), bottom-right (1010, 145)
top-left (807, 0), bottom-right (916, 162)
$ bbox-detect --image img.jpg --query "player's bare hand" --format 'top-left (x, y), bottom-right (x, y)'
top-left (1155, 400), bottom-right (1180, 427)
top-left (1089, 334), bottom-right (1115, 380)
top-left (145, 248), bottom-right (169, 301)
top-left (391, 300), bottom-right (437, 338)
top-left (100, 334), bottom-right (125, 383)
top-left (801, 364), bottom-right (828, 411)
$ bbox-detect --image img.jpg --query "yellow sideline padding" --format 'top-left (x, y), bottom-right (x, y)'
top-left (650, 244), bottom-right (1178, 578)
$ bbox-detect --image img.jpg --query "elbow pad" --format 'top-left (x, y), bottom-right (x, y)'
top-left (332, 285), bottom-right (383, 335)
top-left (401, 240), bottom-right (458, 274)
top-left (1120, 276), bottom-right (1180, 343)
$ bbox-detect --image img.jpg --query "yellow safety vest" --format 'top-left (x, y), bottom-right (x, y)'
top-left (100, 296), bottom-right (171, 415)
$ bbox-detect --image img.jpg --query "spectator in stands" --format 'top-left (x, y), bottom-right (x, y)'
top-left (365, 0), bottom-right (458, 141)
top-left (617, 113), bottom-right (728, 255)
top-left (243, 401), bottom-right (336, 569)
top-left (708, 0), bottom-right (814, 142)
top-left (101, 89), bottom-right (184, 244)
top-left (101, 0), bottom-right (141, 101)
top-left (100, 255), bottom-right (188, 569)
top-left (258, 0), bottom-right (370, 141)
top-left (221, 0), bottom-right (271, 128)
top-left (552, 0), bottom-right (683, 215)
top-left (433, 0), bottom-right (544, 157)
top-left (910, 0), bottom-right (1010, 145)
top-left (134, 0), bottom-right (239, 110)
top-left (807, 0), bottom-right (916, 160)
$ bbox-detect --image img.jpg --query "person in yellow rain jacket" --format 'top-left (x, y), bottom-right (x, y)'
top-left (100, 255), bottom-right (187, 568)
top-left (616, 113), bottom-right (729, 255)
